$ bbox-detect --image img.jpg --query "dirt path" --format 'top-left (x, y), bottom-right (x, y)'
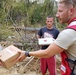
top-left (0, 55), bottom-right (61, 75)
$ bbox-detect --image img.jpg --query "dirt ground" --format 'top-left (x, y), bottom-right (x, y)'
top-left (0, 31), bottom-right (61, 75)
top-left (0, 55), bottom-right (61, 75)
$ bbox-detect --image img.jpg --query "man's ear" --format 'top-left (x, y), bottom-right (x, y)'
top-left (70, 8), bottom-right (74, 15)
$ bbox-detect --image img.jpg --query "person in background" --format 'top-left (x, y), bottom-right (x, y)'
top-left (37, 16), bottom-right (59, 75)
top-left (17, 0), bottom-right (76, 75)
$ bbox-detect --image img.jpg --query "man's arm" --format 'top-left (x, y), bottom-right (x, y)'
top-left (29, 42), bottom-right (64, 58)
top-left (18, 42), bottom-right (64, 61)
top-left (37, 34), bottom-right (41, 38)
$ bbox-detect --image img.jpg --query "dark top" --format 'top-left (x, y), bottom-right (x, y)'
top-left (38, 27), bottom-right (59, 49)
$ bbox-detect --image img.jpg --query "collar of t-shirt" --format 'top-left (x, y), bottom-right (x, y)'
top-left (68, 17), bottom-right (76, 24)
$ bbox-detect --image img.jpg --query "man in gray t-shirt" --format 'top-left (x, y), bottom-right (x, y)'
top-left (16, 0), bottom-right (76, 75)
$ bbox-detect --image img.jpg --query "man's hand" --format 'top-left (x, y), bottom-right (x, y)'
top-left (0, 55), bottom-right (3, 66)
top-left (17, 51), bottom-right (26, 62)
top-left (0, 62), bottom-right (3, 66)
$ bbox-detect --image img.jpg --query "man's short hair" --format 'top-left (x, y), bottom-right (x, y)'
top-left (46, 16), bottom-right (54, 21)
top-left (47, 16), bottom-right (54, 18)
top-left (58, 0), bottom-right (76, 8)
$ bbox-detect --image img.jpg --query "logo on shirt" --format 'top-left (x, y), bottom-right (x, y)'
top-left (44, 32), bottom-right (53, 38)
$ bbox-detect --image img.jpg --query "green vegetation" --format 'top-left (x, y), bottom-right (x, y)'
top-left (0, 0), bottom-right (66, 44)
top-left (0, 0), bottom-right (56, 25)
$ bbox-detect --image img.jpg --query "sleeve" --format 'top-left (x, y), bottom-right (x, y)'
top-left (38, 28), bottom-right (42, 37)
top-left (54, 29), bottom-right (75, 50)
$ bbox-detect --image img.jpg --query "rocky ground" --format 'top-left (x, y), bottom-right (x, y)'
top-left (0, 30), bottom-right (61, 75)
top-left (0, 55), bottom-right (61, 75)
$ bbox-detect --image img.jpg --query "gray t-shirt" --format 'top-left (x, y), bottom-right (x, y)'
top-left (54, 28), bottom-right (76, 59)
top-left (54, 27), bottom-right (76, 73)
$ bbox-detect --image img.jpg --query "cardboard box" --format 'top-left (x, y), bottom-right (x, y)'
top-left (0, 45), bottom-right (21, 69)
top-left (38, 38), bottom-right (55, 45)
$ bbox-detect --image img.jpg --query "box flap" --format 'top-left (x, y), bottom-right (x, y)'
top-left (0, 45), bottom-right (20, 62)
